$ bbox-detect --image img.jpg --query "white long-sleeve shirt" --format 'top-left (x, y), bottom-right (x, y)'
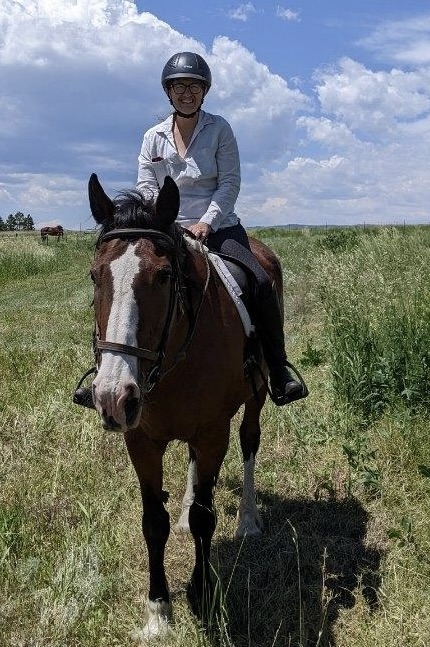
top-left (137, 110), bottom-right (240, 232)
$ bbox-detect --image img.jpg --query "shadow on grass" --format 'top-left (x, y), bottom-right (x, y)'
top-left (212, 488), bottom-right (382, 647)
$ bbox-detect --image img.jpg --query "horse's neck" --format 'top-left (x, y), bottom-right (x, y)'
top-left (183, 245), bottom-right (210, 297)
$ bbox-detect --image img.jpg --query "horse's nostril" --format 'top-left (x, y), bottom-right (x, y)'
top-left (102, 411), bottom-right (122, 432)
top-left (125, 397), bottom-right (140, 425)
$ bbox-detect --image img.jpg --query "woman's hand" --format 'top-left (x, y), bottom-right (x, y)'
top-left (187, 222), bottom-right (212, 242)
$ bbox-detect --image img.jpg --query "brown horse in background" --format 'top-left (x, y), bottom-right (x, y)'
top-left (85, 173), bottom-right (285, 640)
top-left (41, 225), bottom-right (64, 242)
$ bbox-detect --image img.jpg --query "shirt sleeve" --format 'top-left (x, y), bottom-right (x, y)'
top-left (136, 131), bottom-right (161, 199)
top-left (199, 119), bottom-right (241, 232)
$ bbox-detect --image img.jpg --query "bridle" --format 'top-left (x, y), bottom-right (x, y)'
top-left (92, 227), bottom-right (209, 397)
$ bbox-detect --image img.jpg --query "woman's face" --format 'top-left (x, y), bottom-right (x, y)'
top-left (168, 77), bottom-right (205, 115)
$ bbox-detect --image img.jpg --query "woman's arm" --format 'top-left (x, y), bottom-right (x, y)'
top-left (199, 119), bottom-right (241, 232)
top-left (136, 132), bottom-right (161, 197)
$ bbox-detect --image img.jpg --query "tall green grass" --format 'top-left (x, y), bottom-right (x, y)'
top-left (318, 227), bottom-right (430, 420)
top-left (0, 234), bottom-right (95, 284)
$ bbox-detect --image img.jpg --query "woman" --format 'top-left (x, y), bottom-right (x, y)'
top-left (136, 52), bottom-right (306, 406)
top-left (74, 53), bottom-right (306, 409)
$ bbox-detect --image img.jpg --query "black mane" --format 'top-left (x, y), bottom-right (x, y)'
top-left (113, 190), bottom-right (157, 229)
top-left (96, 189), bottom-right (184, 253)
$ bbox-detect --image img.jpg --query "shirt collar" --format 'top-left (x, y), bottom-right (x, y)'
top-left (155, 110), bottom-right (215, 136)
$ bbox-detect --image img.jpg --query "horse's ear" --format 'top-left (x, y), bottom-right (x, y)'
top-left (155, 176), bottom-right (180, 229)
top-left (88, 173), bottom-right (116, 225)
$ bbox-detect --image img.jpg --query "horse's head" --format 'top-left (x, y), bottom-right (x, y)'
top-left (88, 173), bottom-right (181, 432)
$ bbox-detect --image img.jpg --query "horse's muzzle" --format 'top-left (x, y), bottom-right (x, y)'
top-left (102, 413), bottom-right (123, 432)
top-left (92, 373), bottom-right (142, 432)
top-left (100, 401), bottom-right (142, 432)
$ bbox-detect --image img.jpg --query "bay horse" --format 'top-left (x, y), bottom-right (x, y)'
top-left (86, 173), bottom-right (285, 640)
top-left (41, 225), bottom-right (64, 242)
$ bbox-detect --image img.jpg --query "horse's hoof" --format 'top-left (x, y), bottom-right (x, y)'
top-left (173, 512), bottom-right (190, 533)
top-left (235, 511), bottom-right (264, 539)
top-left (131, 600), bottom-right (172, 644)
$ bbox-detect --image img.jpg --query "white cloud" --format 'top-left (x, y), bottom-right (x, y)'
top-left (297, 116), bottom-right (359, 152)
top-left (227, 3), bottom-right (257, 22)
top-left (237, 30), bottom-right (430, 227)
top-left (0, 0), bottom-right (310, 228)
top-left (276, 6), bottom-right (300, 22)
top-left (238, 113), bottom-right (430, 226)
top-left (209, 37), bottom-right (309, 158)
top-left (359, 14), bottom-right (430, 65)
top-left (314, 58), bottom-right (430, 138)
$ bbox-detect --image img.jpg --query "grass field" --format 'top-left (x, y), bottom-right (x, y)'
top-left (1, 226), bottom-right (430, 646)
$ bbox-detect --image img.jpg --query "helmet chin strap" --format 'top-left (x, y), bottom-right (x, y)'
top-left (169, 94), bottom-right (205, 119)
top-left (174, 108), bottom-right (200, 119)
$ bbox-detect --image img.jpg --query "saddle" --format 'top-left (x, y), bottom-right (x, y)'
top-left (184, 236), bottom-right (255, 337)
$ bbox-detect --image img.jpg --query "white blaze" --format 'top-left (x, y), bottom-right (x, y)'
top-left (93, 244), bottom-right (141, 425)
top-left (106, 243), bottom-right (140, 351)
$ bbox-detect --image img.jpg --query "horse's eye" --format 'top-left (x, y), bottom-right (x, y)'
top-left (89, 271), bottom-right (97, 284)
top-left (157, 268), bottom-right (172, 285)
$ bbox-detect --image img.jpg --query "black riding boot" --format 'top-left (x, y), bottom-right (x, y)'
top-left (73, 387), bottom-right (95, 409)
top-left (73, 368), bottom-right (96, 409)
top-left (256, 286), bottom-right (308, 406)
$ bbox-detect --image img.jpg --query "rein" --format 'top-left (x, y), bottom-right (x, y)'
top-left (93, 227), bottom-right (209, 395)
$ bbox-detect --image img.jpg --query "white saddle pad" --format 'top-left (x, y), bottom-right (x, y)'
top-left (184, 236), bottom-right (254, 337)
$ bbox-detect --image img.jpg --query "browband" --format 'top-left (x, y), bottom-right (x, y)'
top-left (100, 228), bottom-right (175, 245)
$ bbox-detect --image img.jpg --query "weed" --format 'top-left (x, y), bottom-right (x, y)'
top-left (300, 339), bottom-right (326, 368)
top-left (387, 517), bottom-right (415, 548)
top-left (319, 228), bottom-right (359, 253)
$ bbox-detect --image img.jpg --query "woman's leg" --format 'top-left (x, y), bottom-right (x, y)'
top-left (207, 225), bottom-right (307, 405)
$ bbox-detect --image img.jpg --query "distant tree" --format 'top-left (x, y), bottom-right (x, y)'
top-left (23, 214), bottom-right (35, 230)
top-left (14, 212), bottom-right (26, 230)
top-left (0, 216), bottom-right (6, 231)
top-left (6, 213), bottom-right (17, 230)
top-left (4, 212), bottom-right (34, 231)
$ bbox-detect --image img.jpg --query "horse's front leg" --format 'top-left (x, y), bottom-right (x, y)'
top-left (187, 432), bottom-right (229, 621)
top-left (125, 431), bottom-right (171, 641)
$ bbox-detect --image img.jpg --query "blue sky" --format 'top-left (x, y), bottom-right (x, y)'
top-left (137, 0), bottom-right (425, 81)
top-left (1, 1), bottom-right (430, 229)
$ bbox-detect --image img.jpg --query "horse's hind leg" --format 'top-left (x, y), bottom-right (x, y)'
top-left (236, 391), bottom-right (265, 538)
top-left (174, 445), bottom-right (197, 533)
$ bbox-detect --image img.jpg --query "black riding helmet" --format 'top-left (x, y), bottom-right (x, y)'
top-left (162, 52), bottom-right (212, 90)
top-left (162, 52), bottom-right (212, 118)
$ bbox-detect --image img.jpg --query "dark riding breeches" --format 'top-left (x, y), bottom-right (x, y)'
top-left (206, 224), bottom-right (272, 300)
